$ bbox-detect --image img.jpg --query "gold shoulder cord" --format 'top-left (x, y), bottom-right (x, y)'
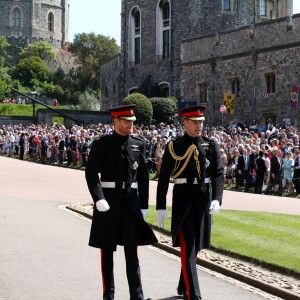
top-left (168, 141), bottom-right (200, 179)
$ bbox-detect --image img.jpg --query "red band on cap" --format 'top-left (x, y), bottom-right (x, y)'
top-left (111, 109), bottom-right (134, 117)
top-left (182, 111), bottom-right (203, 117)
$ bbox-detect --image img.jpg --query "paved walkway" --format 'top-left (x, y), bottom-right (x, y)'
top-left (1, 156), bottom-right (298, 215)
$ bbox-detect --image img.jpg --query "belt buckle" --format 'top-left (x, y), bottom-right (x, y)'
top-left (131, 182), bottom-right (138, 189)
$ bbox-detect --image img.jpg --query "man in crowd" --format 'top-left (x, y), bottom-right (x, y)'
top-left (265, 146), bottom-right (283, 196)
top-left (293, 148), bottom-right (300, 195)
top-left (156, 105), bottom-right (224, 300)
top-left (85, 104), bottom-right (157, 300)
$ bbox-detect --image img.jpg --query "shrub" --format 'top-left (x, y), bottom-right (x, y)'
top-left (149, 97), bottom-right (177, 124)
top-left (123, 93), bottom-right (153, 125)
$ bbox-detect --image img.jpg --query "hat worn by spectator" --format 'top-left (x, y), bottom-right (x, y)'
top-left (179, 105), bottom-right (207, 121)
top-left (109, 104), bottom-right (136, 121)
top-left (270, 146), bottom-right (278, 153)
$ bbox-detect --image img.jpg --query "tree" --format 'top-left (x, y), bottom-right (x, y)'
top-left (16, 56), bottom-right (50, 86)
top-left (78, 89), bottom-right (100, 111)
top-left (0, 36), bottom-right (11, 99)
top-left (69, 33), bottom-right (119, 91)
top-left (149, 97), bottom-right (177, 124)
top-left (20, 41), bottom-right (57, 62)
top-left (123, 93), bottom-right (153, 125)
top-left (0, 36), bottom-right (10, 68)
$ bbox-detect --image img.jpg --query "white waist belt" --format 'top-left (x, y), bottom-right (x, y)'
top-left (173, 177), bottom-right (210, 184)
top-left (101, 182), bottom-right (138, 189)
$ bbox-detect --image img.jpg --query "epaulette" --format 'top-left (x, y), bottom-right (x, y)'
top-left (202, 135), bottom-right (216, 145)
top-left (130, 135), bottom-right (144, 142)
top-left (172, 136), bottom-right (183, 144)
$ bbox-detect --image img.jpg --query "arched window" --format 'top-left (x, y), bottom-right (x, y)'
top-left (158, 82), bottom-right (170, 97)
top-left (48, 12), bottom-right (54, 32)
top-left (156, 0), bottom-right (171, 60)
top-left (260, 0), bottom-right (267, 17)
top-left (128, 87), bottom-right (139, 95)
top-left (128, 7), bottom-right (141, 66)
top-left (12, 8), bottom-right (21, 27)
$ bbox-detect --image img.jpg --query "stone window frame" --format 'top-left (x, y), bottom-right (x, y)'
top-left (128, 6), bottom-right (142, 67)
top-left (264, 72), bottom-right (276, 94)
top-left (196, 82), bottom-right (209, 104)
top-left (11, 7), bottom-right (22, 28)
top-left (158, 81), bottom-right (170, 97)
top-left (48, 12), bottom-right (55, 32)
top-left (222, 0), bottom-right (233, 14)
top-left (230, 77), bottom-right (240, 97)
top-left (156, 0), bottom-right (171, 60)
top-left (128, 86), bottom-right (139, 95)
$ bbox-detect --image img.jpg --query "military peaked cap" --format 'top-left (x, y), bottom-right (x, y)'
top-left (108, 104), bottom-right (137, 121)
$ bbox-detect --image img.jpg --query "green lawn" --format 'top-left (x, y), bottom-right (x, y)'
top-left (146, 207), bottom-right (300, 274)
top-left (0, 103), bottom-right (67, 116)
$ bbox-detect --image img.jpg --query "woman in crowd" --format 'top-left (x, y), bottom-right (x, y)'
top-left (282, 151), bottom-right (294, 193)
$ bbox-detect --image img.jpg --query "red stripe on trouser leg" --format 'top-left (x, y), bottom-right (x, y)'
top-left (178, 229), bottom-right (191, 300)
top-left (100, 249), bottom-right (106, 295)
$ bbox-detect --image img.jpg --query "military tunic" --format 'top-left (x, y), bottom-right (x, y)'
top-left (156, 133), bottom-right (224, 251)
top-left (85, 131), bottom-right (157, 250)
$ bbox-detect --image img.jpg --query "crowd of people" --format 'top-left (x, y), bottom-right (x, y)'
top-left (1, 116), bottom-right (300, 196)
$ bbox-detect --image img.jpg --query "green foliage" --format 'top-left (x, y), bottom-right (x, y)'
top-left (0, 36), bottom-right (11, 68)
top-left (149, 97), bottom-right (177, 124)
top-left (0, 104), bottom-right (14, 115)
top-left (167, 96), bottom-right (179, 104)
top-left (69, 32), bottom-right (119, 92)
top-left (20, 41), bottom-right (57, 62)
top-left (78, 89), bottom-right (100, 111)
top-left (52, 116), bottom-right (64, 124)
top-left (37, 81), bottom-right (55, 97)
top-left (52, 85), bottom-right (64, 102)
top-left (123, 93), bottom-right (153, 125)
top-left (16, 56), bottom-right (50, 86)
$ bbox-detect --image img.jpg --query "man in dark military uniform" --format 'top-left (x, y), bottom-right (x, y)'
top-left (156, 105), bottom-right (224, 300)
top-left (85, 104), bottom-right (157, 300)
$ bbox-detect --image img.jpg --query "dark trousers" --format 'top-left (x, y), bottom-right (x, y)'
top-left (177, 208), bottom-right (202, 300)
top-left (293, 176), bottom-right (300, 193)
top-left (266, 172), bottom-right (283, 195)
top-left (100, 204), bottom-right (143, 300)
top-left (255, 172), bottom-right (265, 194)
top-left (236, 170), bottom-right (250, 192)
top-left (19, 146), bottom-right (24, 160)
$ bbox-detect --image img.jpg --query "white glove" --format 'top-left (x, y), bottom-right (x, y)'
top-left (210, 200), bottom-right (220, 214)
top-left (96, 199), bottom-right (110, 212)
top-left (157, 209), bottom-right (168, 228)
top-left (141, 209), bottom-right (147, 219)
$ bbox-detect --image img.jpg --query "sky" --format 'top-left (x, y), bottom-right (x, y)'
top-left (68, 1), bottom-right (300, 45)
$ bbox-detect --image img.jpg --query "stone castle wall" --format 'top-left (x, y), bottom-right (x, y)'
top-left (181, 14), bottom-right (300, 127)
top-left (101, 0), bottom-right (293, 111)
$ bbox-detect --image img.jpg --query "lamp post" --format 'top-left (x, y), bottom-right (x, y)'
top-left (31, 90), bottom-right (37, 124)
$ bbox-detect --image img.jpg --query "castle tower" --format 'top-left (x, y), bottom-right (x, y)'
top-left (0, 0), bottom-right (69, 48)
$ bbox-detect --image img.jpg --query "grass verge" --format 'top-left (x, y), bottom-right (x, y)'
top-left (146, 206), bottom-right (300, 276)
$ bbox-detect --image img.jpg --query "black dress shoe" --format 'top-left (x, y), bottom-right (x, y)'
top-left (177, 287), bottom-right (188, 299)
